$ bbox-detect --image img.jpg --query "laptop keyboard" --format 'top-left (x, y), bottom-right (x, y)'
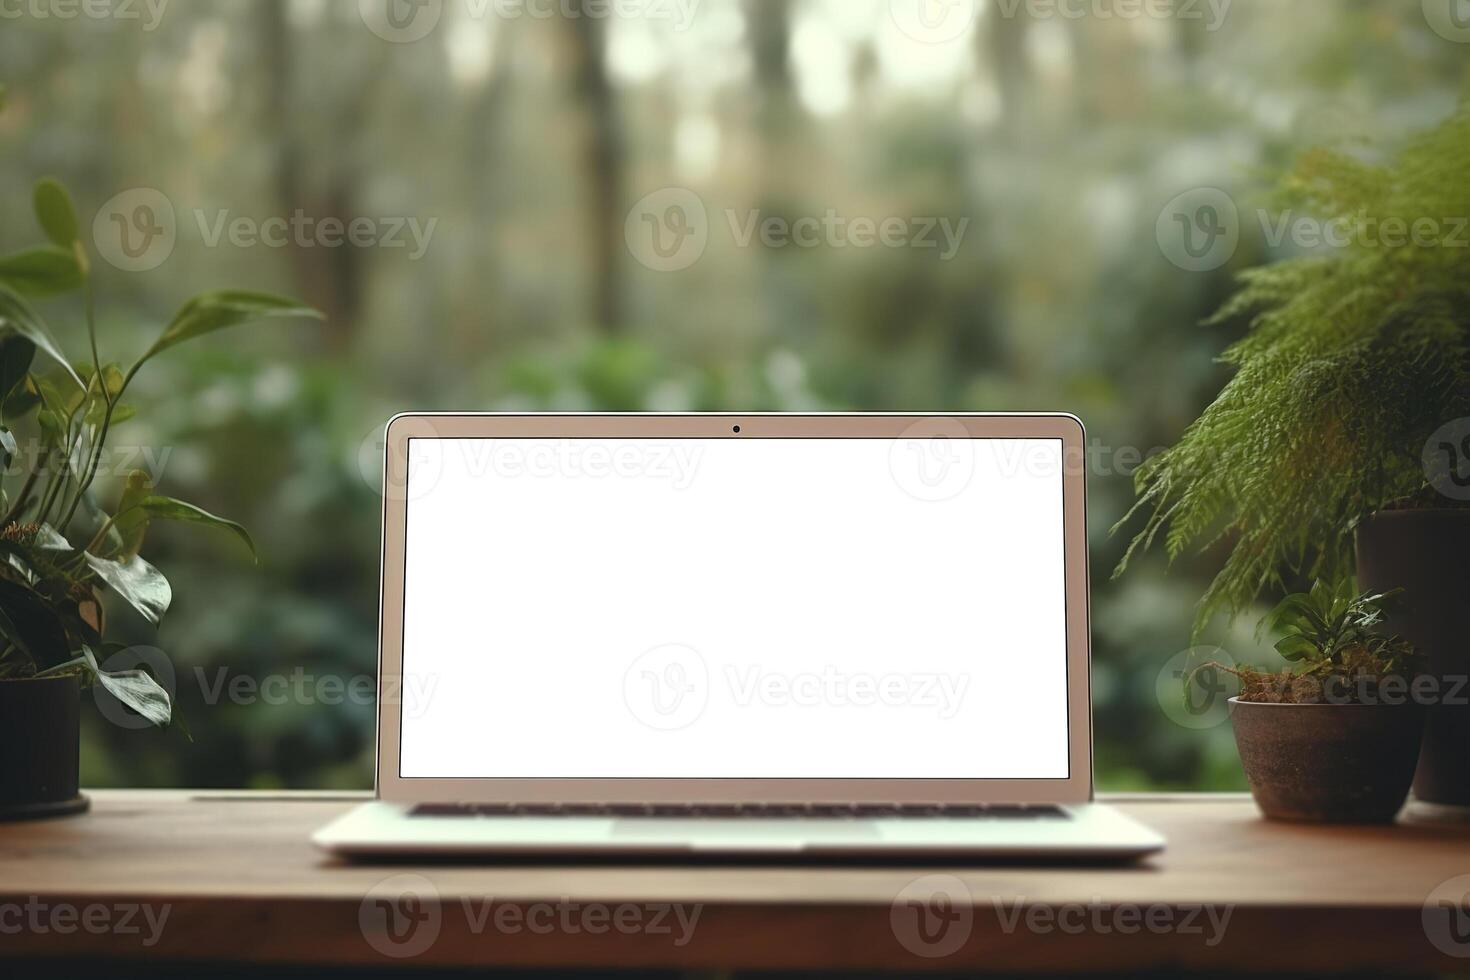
top-left (411, 803), bottom-right (1068, 819)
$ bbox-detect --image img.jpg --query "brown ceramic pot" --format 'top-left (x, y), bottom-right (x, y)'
top-left (1229, 698), bottom-right (1424, 824)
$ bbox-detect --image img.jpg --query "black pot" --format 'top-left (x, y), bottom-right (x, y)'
top-left (1229, 698), bottom-right (1424, 823)
top-left (1357, 509), bottom-right (1470, 806)
top-left (0, 674), bottom-right (90, 820)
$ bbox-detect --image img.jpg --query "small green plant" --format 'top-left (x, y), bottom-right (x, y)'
top-left (1186, 580), bottom-right (1417, 705)
top-left (1115, 101), bottom-right (1470, 634)
top-left (0, 176), bottom-right (318, 725)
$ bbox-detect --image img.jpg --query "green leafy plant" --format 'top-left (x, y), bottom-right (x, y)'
top-left (0, 177), bottom-right (319, 726)
top-left (1186, 581), bottom-right (1417, 705)
top-left (1115, 102), bottom-right (1470, 633)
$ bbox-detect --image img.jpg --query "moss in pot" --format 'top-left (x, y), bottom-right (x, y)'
top-left (1187, 581), bottom-right (1424, 825)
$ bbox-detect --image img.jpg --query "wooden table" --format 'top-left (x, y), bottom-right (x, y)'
top-left (3, 791), bottom-right (1470, 974)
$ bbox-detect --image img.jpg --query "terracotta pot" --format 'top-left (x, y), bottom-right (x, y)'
top-left (1229, 698), bottom-right (1424, 824)
top-left (0, 674), bottom-right (89, 820)
top-left (1356, 509), bottom-right (1470, 806)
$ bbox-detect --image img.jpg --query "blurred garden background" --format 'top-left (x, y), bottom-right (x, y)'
top-left (2, 0), bottom-right (1467, 790)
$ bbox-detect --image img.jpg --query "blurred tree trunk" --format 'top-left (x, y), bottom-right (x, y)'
top-left (746, 0), bottom-right (799, 200)
top-left (259, 0), bottom-right (363, 351)
top-left (982, 11), bottom-right (1031, 132)
top-left (748, 0), bottom-right (794, 124)
top-left (564, 5), bottom-right (624, 334)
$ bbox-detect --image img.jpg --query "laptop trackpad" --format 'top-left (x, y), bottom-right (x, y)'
top-left (611, 819), bottom-right (882, 844)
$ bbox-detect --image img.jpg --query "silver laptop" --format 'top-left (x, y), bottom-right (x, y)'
top-left (314, 413), bottom-right (1163, 860)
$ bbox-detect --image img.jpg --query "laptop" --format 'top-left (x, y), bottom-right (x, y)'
top-left (314, 413), bottom-right (1163, 859)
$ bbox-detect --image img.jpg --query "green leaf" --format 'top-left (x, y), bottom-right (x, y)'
top-left (136, 495), bottom-right (256, 561)
top-left (47, 646), bottom-right (172, 727)
top-left (83, 551), bottom-right (171, 626)
top-left (35, 408), bottom-right (64, 447)
top-left (0, 285), bottom-right (83, 389)
top-left (142, 290), bottom-right (321, 365)
top-left (0, 246), bottom-right (83, 298)
top-left (0, 578), bottom-right (71, 670)
top-left (103, 403), bottom-right (136, 425)
top-left (3, 375), bottom-right (41, 419)
top-left (34, 523), bottom-right (73, 551)
top-left (80, 364), bottom-right (128, 426)
top-left (1275, 635), bottom-right (1318, 663)
top-left (112, 471), bottom-right (153, 560)
top-left (33, 178), bottom-right (80, 248)
top-left (37, 374), bottom-right (83, 416)
top-left (0, 335), bottom-right (35, 407)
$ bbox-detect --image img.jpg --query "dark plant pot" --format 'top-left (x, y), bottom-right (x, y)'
top-left (1229, 698), bottom-right (1424, 824)
top-left (1357, 509), bottom-right (1470, 806)
top-left (0, 674), bottom-right (90, 820)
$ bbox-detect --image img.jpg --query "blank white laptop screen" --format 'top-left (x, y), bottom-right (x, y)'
top-left (397, 437), bottom-right (1070, 780)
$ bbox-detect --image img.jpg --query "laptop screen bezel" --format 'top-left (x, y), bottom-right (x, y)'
top-left (374, 413), bottom-right (1093, 804)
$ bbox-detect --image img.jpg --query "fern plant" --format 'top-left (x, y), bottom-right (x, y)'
top-left (1116, 102), bottom-right (1470, 634)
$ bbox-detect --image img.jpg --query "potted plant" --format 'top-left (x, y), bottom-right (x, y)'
top-left (0, 174), bottom-right (317, 819)
top-left (1116, 102), bottom-right (1470, 806)
top-left (1188, 582), bottom-right (1424, 823)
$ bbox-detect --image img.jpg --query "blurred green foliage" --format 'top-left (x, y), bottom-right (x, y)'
top-left (1, 0), bottom-right (1465, 791)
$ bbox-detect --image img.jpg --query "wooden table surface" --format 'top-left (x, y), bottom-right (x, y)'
top-left (3, 791), bottom-right (1470, 973)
